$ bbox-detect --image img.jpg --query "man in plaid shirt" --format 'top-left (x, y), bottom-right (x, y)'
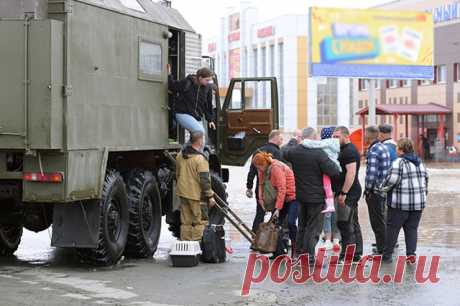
top-left (364, 126), bottom-right (391, 255)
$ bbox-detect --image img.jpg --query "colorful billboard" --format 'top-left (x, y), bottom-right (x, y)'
top-left (309, 7), bottom-right (434, 79)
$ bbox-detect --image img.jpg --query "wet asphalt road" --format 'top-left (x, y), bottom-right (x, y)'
top-left (1, 164), bottom-right (460, 306)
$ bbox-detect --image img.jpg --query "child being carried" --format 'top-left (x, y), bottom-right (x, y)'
top-left (301, 127), bottom-right (341, 213)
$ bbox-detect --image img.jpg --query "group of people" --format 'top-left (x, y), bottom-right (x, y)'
top-left (169, 67), bottom-right (429, 264)
top-left (247, 124), bottom-right (429, 264)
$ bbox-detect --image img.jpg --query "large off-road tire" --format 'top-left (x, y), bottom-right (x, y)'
top-left (0, 225), bottom-right (23, 256)
top-left (124, 169), bottom-right (162, 258)
top-left (77, 170), bottom-right (129, 266)
top-left (167, 172), bottom-right (227, 239)
top-left (23, 204), bottom-right (53, 232)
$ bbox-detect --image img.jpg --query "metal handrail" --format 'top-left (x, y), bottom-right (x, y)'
top-left (213, 193), bottom-right (255, 244)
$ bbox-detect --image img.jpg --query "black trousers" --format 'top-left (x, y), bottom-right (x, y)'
top-left (384, 207), bottom-right (422, 257)
top-left (296, 202), bottom-right (324, 258)
top-left (337, 199), bottom-right (363, 258)
top-left (366, 193), bottom-right (386, 253)
top-left (252, 199), bottom-right (266, 233)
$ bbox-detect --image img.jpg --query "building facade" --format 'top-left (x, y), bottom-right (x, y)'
top-left (205, 2), bottom-right (352, 132)
top-left (353, 0), bottom-right (460, 151)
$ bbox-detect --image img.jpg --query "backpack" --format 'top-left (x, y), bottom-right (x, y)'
top-left (200, 205), bottom-right (226, 263)
top-left (201, 225), bottom-right (226, 263)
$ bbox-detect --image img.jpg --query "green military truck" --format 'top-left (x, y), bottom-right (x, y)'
top-left (0, 0), bottom-right (279, 265)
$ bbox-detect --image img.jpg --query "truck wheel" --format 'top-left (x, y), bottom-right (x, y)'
top-left (77, 170), bottom-right (129, 266)
top-left (167, 171), bottom-right (227, 239)
top-left (124, 170), bottom-right (162, 258)
top-left (0, 225), bottom-right (23, 256)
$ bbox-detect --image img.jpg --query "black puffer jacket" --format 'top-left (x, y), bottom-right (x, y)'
top-left (168, 74), bottom-right (214, 122)
top-left (284, 144), bottom-right (340, 204)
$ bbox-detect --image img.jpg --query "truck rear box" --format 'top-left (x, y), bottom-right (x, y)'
top-left (0, 19), bottom-right (64, 150)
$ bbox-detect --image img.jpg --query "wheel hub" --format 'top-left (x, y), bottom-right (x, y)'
top-left (107, 201), bottom-right (122, 242)
top-left (142, 196), bottom-right (154, 233)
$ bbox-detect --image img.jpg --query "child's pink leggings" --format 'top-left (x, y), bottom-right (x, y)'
top-left (323, 175), bottom-right (334, 200)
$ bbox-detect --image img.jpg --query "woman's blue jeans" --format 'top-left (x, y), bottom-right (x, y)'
top-left (278, 200), bottom-right (299, 241)
top-left (175, 113), bottom-right (205, 134)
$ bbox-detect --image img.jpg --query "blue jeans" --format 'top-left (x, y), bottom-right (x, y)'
top-left (175, 113), bottom-right (205, 134)
top-left (323, 212), bottom-right (337, 235)
top-left (278, 200), bottom-right (299, 241)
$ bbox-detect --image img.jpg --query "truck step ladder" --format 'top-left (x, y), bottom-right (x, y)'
top-left (213, 194), bottom-right (255, 245)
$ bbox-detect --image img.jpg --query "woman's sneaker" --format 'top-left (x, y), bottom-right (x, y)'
top-left (323, 240), bottom-right (333, 251)
top-left (332, 239), bottom-right (341, 252)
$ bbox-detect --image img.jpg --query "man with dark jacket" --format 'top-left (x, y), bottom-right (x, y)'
top-left (281, 129), bottom-right (302, 162)
top-left (246, 130), bottom-right (283, 232)
top-left (284, 127), bottom-right (340, 263)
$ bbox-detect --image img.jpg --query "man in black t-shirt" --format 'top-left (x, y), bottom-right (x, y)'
top-left (332, 126), bottom-right (363, 261)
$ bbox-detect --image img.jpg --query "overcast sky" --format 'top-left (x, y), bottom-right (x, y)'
top-left (167, 0), bottom-right (392, 40)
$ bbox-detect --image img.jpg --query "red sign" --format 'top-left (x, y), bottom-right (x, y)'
top-left (257, 26), bottom-right (275, 38)
top-left (229, 48), bottom-right (240, 79)
top-left (228, 31), bottom-right (240, 42)
top-left (208, 42), bottom-right (216, 53)
top-left (229, 13), bottom-right (240, 32)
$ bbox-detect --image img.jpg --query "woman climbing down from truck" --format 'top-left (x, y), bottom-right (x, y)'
top-left (168, 66), bottom-right (216, 135)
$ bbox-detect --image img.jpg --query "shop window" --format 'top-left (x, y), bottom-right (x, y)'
top-left (454, 63), bottom-right (460, 82)
top-left (437, 65), bottom-right (447, 84)
top-left (389, 79), bottom-right (399, 88)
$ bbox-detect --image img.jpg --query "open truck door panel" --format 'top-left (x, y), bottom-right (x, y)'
top-left (217, 77), bottom-right (279, 166)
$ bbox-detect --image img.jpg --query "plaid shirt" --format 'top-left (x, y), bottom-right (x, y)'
top-left (380, 158), bottom-right (429, 211)
top-left (365, 141), bottom-right (391, 194)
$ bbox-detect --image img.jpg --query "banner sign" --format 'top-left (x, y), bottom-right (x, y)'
top-left (309, 7), bottom-right (434, 79)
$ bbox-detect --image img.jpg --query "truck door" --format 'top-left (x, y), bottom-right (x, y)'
top-left (217, 77), bottom-right (279, 166)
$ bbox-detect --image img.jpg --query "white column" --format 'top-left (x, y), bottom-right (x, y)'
top-left (308, 77), bottom-right (318, 128)
top-left (337, 78), bottom-right (351, 126)
top-left (257, 45), bottom-right (263, 108)
top-left (368, 79), bottom-right (377, 126)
